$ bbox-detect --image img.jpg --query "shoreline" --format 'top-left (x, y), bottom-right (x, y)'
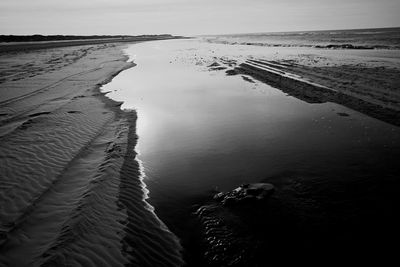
top-left (1, 37), bottom-right (399, 266)
top-left (96, 72), bottom-right (184, 267)
top-left (0, 41), bottom-right (183, 266)
top-left (228, 59), bottom-right (400, 126)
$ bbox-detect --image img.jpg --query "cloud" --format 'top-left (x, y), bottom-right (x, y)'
top-left (1, 0), bottom-right (399, 35)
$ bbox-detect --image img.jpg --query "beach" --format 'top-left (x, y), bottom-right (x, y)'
top-left (0, 41), bottom-right (182, 266)
top-left (1, 32), bottom-right (400, 266)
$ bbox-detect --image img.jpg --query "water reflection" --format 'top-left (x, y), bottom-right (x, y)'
top-left (103, 38), bottom-right (399, 213)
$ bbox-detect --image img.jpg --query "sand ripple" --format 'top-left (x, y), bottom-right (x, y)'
top-left (0, 44), bottom-right (183, 266)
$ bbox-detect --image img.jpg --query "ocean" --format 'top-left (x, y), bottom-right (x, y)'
top-left (205, 27), bottom-right (400, 49)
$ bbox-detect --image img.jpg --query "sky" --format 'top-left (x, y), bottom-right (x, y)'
top-left (1, 0), bottom-right (399, 35)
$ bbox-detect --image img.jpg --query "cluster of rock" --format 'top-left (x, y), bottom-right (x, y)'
top-left (195, 183), bottom-right (275, 266)
top-left (213, 183), bottom-right (274, 206)
top-left (207, 62), bottom-right (227, 71)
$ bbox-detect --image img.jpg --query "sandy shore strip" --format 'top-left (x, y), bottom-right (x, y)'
top-left (0, 35), bottom-right (183, 53)
top-left (203, 46), bottom-right (400, 126)
top-left (0, 42), bottom-right (182, 266)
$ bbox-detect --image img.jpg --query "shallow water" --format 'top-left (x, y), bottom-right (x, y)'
top-left (103, 39), bottom-right (400, 261)
top-left (105, 39), bottom-right (399, 192)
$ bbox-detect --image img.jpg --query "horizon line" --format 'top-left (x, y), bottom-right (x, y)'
top-left (2, 25), bottom-right (400, 37)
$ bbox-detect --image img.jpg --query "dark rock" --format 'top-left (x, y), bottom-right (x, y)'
top-left (216, 183), bottom-right (275, 206)
top-left (208, 62), bottom-right (221, 67)
top-left (241, 75), bottom-right (255, 83)
top-left (213, 192), bottom-right (226, 201)
top-left (195, 183), bottom-right (275, 266)
top-left (225, 69), bottom-right (238, 76)
top-left (210, 66), bottom-right (227, 71)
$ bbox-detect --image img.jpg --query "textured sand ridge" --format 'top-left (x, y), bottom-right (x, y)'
top-left (202, 49), bottom-right (400, 126)
top-left (0, 43), bottom-right (183, 266)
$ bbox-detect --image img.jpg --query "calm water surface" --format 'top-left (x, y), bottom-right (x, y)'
top-left (103, 39), bottom-right (400, 232)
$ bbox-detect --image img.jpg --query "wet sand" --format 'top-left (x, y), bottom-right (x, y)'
top-left (202, 44), bottom-right (400, 126)
top-left (230, 56), bottom-right (400, 126)
top-left (0, 42), bottom-right (182, 266)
